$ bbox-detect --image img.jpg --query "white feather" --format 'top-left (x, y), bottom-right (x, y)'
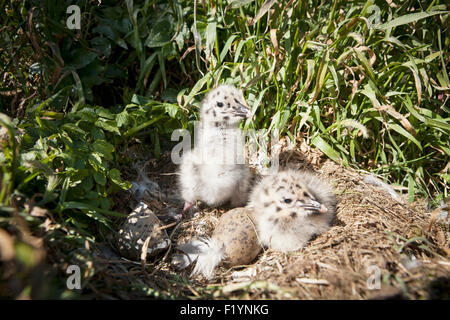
top-left (191, 237), bottom-right (225, 279)
top-left (172, 238), bottom-right (225, 279)
top-left (172, 239), bottom-right (208, 269)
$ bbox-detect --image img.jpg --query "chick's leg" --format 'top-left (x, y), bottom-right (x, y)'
top-left (182, 201), bottom-right (195, 215)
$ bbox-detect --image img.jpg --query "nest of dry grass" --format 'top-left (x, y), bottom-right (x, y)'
top-left (89, 141), bottom-right (449, 300)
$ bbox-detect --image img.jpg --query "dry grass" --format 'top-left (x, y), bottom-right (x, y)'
top-left (89, 139), bottom-right (449, 300)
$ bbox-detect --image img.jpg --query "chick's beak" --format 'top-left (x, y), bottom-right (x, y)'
top-left (300, 199), bottom-right (328, 214)
top-left (318, 204), bottom-right (328, 214)
top-left (311, 199), bottom-right (328, 214)
top-left (235, 103), bottom-right (252, 119)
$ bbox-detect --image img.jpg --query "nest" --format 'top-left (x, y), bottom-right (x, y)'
top-left (89, 140), bottom-right (449, 300)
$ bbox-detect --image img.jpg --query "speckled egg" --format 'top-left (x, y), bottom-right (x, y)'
top-left (212, 207), bottom-right (261, 266)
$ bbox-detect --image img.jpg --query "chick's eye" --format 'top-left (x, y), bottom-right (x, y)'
top-left (217, 102), bottom-right (223, 108)
top-left (283, 198), bottom-right (292, 204)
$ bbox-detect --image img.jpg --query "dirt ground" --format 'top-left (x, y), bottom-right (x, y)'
top-left (90, 138), bottom-right (450, 300)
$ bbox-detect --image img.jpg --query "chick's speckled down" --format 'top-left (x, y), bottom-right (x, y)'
top-left (212, 207), bottom-right (261, 266)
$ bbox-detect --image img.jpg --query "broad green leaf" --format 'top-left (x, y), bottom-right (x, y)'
top-left (227, 0), bottom-right (255, 8)
top-left (145, 16), bottom-right (174, 48)
top-left (91, 36), bottom-right (111, 57)
top-left (131, 94), bottom-right (153, 106)
top-left (175, 22), bottom-right (189, 51)
top-left (92, 24), bottom-right (117, 41)
top-left (91, 127), bottom-right (105, 140)
top-left (93, 171), bottom-right (106, 186)
top-left (386, 123), bottom-right (422, 150)
top-left (310, 51), bottom-right (329, 103)
top-left (122, 115), bottom-right (166, 139)
top-left (88, 152), bottom-right (103, 171)
top-left (183, 72), bottom-right (212, 108)
top-left (205, 22), bottom-right (217, 59)
top-left (165, 103), bottom-right (179, 118)
top-left (377, 11), bottom-right (448, 30)
top-left (91, 140), bottom-right (114, 160)
top-left (402, 97), bottom-right (450, 131)
top-left (234, 37), bottom-right (256, 63)
top-left (220, 35), bottom-right (238, 63)
top-left (67, 49), bottom-right (98, 70)
top-left (109, 168), bottom-right (132, 190)
top-left (311, 135), bottom-right (342, 163)
top-left (116, 111), bottom-right (129, 128)
top-left (100, 197), bottom-right (111, 210)
top-left (95, 107), bottom-right (115, 119)
top-left (360, 83), bottom-right (380, 108)
top-left (354, 48), bottom-right (377, 85)
top-left (61, 123), bottom-right (86, 138)
top-left (95, 119), bottom-right (121, 135)
top-left (75, 107), bottom-right (98, 122)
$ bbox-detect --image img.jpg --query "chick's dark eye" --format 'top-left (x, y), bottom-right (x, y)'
top-left (283, 198), bottom-right (292, 204)
top-left (217, 102), bottom-right (223, 108)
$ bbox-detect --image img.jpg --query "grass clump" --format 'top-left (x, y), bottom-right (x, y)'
top-left (186, 0), bottom-right (449, 203)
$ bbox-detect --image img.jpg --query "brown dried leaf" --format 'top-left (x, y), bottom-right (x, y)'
top-left (249, 0), bottom-right (276, 26)
top-left (29, 206), bottom-right (49, 217)
top-left (377, 104), bottom-right (417, 137)
top-left (270, 29), bottom-right (279, 58)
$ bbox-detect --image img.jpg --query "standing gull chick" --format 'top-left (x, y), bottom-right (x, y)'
top-left (179, 84), bottom-right (252, 213)
top-left (249, 169), bottom-right (337, 252)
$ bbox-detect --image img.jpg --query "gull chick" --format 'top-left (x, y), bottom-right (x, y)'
top-left (179, 84), bottom-right (252, 213)
top-left (249, 170), bottom-right (337, 252)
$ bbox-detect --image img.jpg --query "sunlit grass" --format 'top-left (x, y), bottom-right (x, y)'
top-left (181, 0), bottom-right (449, 203)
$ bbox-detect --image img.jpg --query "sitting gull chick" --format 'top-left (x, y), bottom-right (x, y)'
top-left (248, 169), bottom-right (337, 252)
top-left (179, 84), bottom-right (252, 214)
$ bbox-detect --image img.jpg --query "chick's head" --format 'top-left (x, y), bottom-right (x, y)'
top-left (200, 84), bottom-right (251, 126)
